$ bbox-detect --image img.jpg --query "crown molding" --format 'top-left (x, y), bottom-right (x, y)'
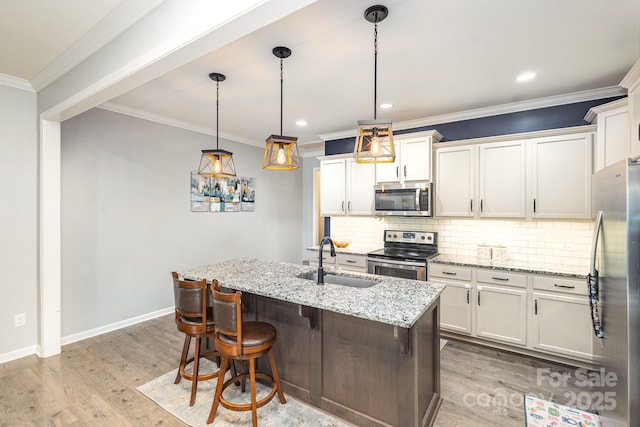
top-left (319, 86), bottom-right (626, 142)
top-left (620, 57), bottom-right (640, 92)
top-left (0, 73), bottom-right (34, 92)
top-left (98, 102), bottom-right (263, 148)
top-left (30, 0), bottom-right (165, 92)
top-left (583, 97), bottom-right (628, 123)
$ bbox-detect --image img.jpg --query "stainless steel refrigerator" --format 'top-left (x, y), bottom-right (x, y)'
top-left (589, 158), bottom-right (640, 426)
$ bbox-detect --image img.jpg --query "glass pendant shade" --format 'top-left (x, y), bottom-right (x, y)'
top-left (262, 135), bottom-right (301, 170)
top-left (354, 119), bottom-right (395, 164)
top-left (198, 149), bottom-right (237, 177)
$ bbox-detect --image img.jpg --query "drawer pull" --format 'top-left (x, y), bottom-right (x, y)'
top-left (442, 271), bottom-right (457, 276)
top-left (492, 276), bottom-right (509, 281)
top-left (345, 260), bottom-right (357, 264)
top-left (554, 284), bottom-right (575, 289)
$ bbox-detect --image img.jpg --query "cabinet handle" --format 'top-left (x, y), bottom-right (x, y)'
top-left (477, 291), bottom-right (481, 306)
top-left (403, 165), bottom-right (407, 178)
top-left (341, 201), bottom-right (345, 212)
top-left (345, 260), bottom-right (357, 264)
top-left (534, 299), bottom-right (538, 315)
top-left (554, 284), bottom-right (575, 289)
top-left (347, 201), bottom-right (352, 212)
top-left (470, 199), bottom-right (473, 213)
top-left (442, 271), bottom-right (457, 276)
top-left (396, 166), bottom-right (399, 178)
top-left (480, 199), bottom-right (484, 212)
top-left (492, 276), bottom-right (509, 281)
top-left (466, 288), bottom-right (470, 304)
top-left (533, 198), bottom-right (536, 213)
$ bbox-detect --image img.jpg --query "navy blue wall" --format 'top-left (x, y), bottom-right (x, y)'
top-left (325, 96), bottom-right (624, 155)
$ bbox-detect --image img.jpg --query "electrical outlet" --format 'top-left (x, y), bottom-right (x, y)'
top-left (14, 313), bottom-right (26, 327)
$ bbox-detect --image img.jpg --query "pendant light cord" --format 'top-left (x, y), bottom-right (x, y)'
top-left (280, 57), bottom-right (284, 136)
top-left (216, 80), bottom-right (220, 149)
top-left (373, 21), bottom-right (378, 120)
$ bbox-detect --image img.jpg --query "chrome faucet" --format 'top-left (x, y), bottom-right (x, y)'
top-left (317, 236), bottom-right (336, 285)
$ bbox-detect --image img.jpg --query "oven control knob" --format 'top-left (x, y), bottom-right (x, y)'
top-left (393, 234), bottom-right (398, 238)
top-left (421, 236), bottom-right (426, 240)
top-left (427, 236), bottom-right (432, 241)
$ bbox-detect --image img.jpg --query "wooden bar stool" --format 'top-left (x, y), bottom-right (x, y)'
top-left (207, 283), bottom-right (286, 426)
top-left (171, 272), bottom-right (220, 406)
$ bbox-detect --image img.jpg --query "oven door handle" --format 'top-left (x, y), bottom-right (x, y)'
top-left (367, 257), bottom-right (426, 268)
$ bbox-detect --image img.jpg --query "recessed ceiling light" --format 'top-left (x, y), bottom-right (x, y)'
top-left (516, 71), bottom-right (537, 82)
top-left (296, 119), bottom-right (307, 127)
top-left (380, 103), bottom-right (393, 109)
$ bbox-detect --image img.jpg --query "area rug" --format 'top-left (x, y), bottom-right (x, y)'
top-left (137, 359), bottom-right (352, 427)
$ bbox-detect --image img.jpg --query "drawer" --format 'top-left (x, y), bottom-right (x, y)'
top-left (307, 250), bottom-right (336, 265)
top-left (532, 275), bottom-right (586, 296)
top-left (429, 263), bottom-right (472, 281)
top-left (476, 269), bottom-right (526, 288)
top-left (336, 253), bottom-right (367, 268)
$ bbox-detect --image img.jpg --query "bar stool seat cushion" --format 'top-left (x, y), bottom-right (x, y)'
top-left (179, 308), bottom-right (215, 327)
top-left (218, 321), bottom-right (276, 348)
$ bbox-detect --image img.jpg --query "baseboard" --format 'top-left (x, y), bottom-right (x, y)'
top-left (61, 306), bottom-right (174, 346)
top-left (0, 345), bottom-right (38, 364)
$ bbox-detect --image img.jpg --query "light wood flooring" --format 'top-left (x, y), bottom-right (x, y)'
top-left (0, 315), bottom-right (591, 426)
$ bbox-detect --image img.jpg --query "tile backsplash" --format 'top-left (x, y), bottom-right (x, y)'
top-left (330, 216), bottom-right (594, 268)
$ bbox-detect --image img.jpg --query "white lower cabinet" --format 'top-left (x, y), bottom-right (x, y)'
top-left (430, 264), bottom-right (473, 334)
top-left (432, 262), bottom-right (592, 363)
top-left (530, 275), bottom-right (592, 360)
top-left (475, 284), bottom-right (527, 346)
top-left (335, 253), bottom-right (367, 273)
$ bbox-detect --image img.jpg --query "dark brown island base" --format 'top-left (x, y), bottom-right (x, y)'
top-left (178, 258), bottom-right (444, 427)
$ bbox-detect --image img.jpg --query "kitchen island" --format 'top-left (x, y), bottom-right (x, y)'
top-left (178, 258), bottom-right (445, 427)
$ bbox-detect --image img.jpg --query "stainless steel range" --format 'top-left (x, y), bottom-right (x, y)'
top-left (367, 230), bottom-right (438, 281)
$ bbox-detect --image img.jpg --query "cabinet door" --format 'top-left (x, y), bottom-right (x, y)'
top-left (402, 137), bottom-right (431, 181)
top-left (532, 292), bottom-right (592, 360)
top-left (320, 159), bottom-right (346, 216)
top-left (346, 159), bottom-right (375, 215)
top-left (440, 282), bottom-right (472, 334)
top-left (531, 133), bottom-right (592, 219)
top-left (595, 104), bottom-right (629, 171)
top-left (375, 142), bottom-right (400, 183)
top-left (475, 285), bottom-right (527, 346)
top-left (478, 141), bottom-right (526, 218)
top-left (435, 146), bottom-right (475, 217)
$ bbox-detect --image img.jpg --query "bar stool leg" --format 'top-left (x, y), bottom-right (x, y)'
top-left (208, 358), bottom-right (229, 424)
top-left (190, 337), bottom-right (201, 406)
top-left (175, 335), bottom-right (190, 384)
top-left (268, 350), bottom-right (286, 403)
top-left (250, 358), bottom-right (257, 427)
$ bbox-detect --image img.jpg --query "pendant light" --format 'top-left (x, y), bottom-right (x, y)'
top-left (198, 72), bottom-right (237, 178)
top-left (262, 46), bottom-right (301, 170)
top-left (354, 5), bottom-right (395, 164)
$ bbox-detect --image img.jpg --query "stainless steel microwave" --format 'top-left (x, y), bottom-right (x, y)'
top-left (374, 183), bottom-right (432, 216)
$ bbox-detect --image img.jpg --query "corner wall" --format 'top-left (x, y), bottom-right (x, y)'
top-left (60, 108), bottom-right (302, 338)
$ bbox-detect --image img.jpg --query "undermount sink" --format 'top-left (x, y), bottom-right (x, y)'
top-left (298, 271), bottom-right (380, 288)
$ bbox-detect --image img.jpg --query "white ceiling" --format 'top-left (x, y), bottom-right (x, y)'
top-left (3, 0), bottom-right (640, 147)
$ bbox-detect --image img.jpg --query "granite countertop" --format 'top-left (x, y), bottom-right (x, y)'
top-left (431, 255), bottom-right (588, 279)
top-left (177, 257), bottom-right (445, 329)
top-left (306, 245), bottom-right (378, 256)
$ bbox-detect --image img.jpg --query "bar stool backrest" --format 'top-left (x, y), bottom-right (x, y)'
top-left (211, 282), bottom-right (244, 356)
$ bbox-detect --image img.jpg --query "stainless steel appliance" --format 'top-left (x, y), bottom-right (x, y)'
top-left (588, 158), bottom-right (640, 426)
top-left (374, 182), bottom-right (432, 216)
top-left (367, 230), bottom-right (438, 280)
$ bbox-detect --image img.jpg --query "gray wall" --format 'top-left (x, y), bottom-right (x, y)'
top-left (0, 85), bottom-right (38, 356)
top-left (60, 108), bottom-right (302, 337)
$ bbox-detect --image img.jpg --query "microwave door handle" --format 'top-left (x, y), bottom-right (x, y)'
top-left (415, 189), bottom-right (420, 210)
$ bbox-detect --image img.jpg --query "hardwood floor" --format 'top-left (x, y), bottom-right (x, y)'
top-left (0, 315), bottom-right (592, 426)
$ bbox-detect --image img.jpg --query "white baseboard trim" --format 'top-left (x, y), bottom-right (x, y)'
top-left (61, 306), bottom-right (174, 346)
top-left (0, 345), bottom-right (38, 364)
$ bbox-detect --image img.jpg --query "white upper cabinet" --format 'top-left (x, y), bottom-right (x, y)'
top-left (478, 140), bottom-right (526, 218)
top-left (585, 99), bottom-right (629, 171)
top-left (320, 156), bottom-right (374, 216)
top-left (435, 128), bottom-right (594, 220)
top-left (375, 131), bottom-right (442, 184)
top-left (621, 57), bottom-right (640, 158)
top-left (530, 133), bottom-right (593, 219)
top-left (435, 145), bottom-right (476, 217)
